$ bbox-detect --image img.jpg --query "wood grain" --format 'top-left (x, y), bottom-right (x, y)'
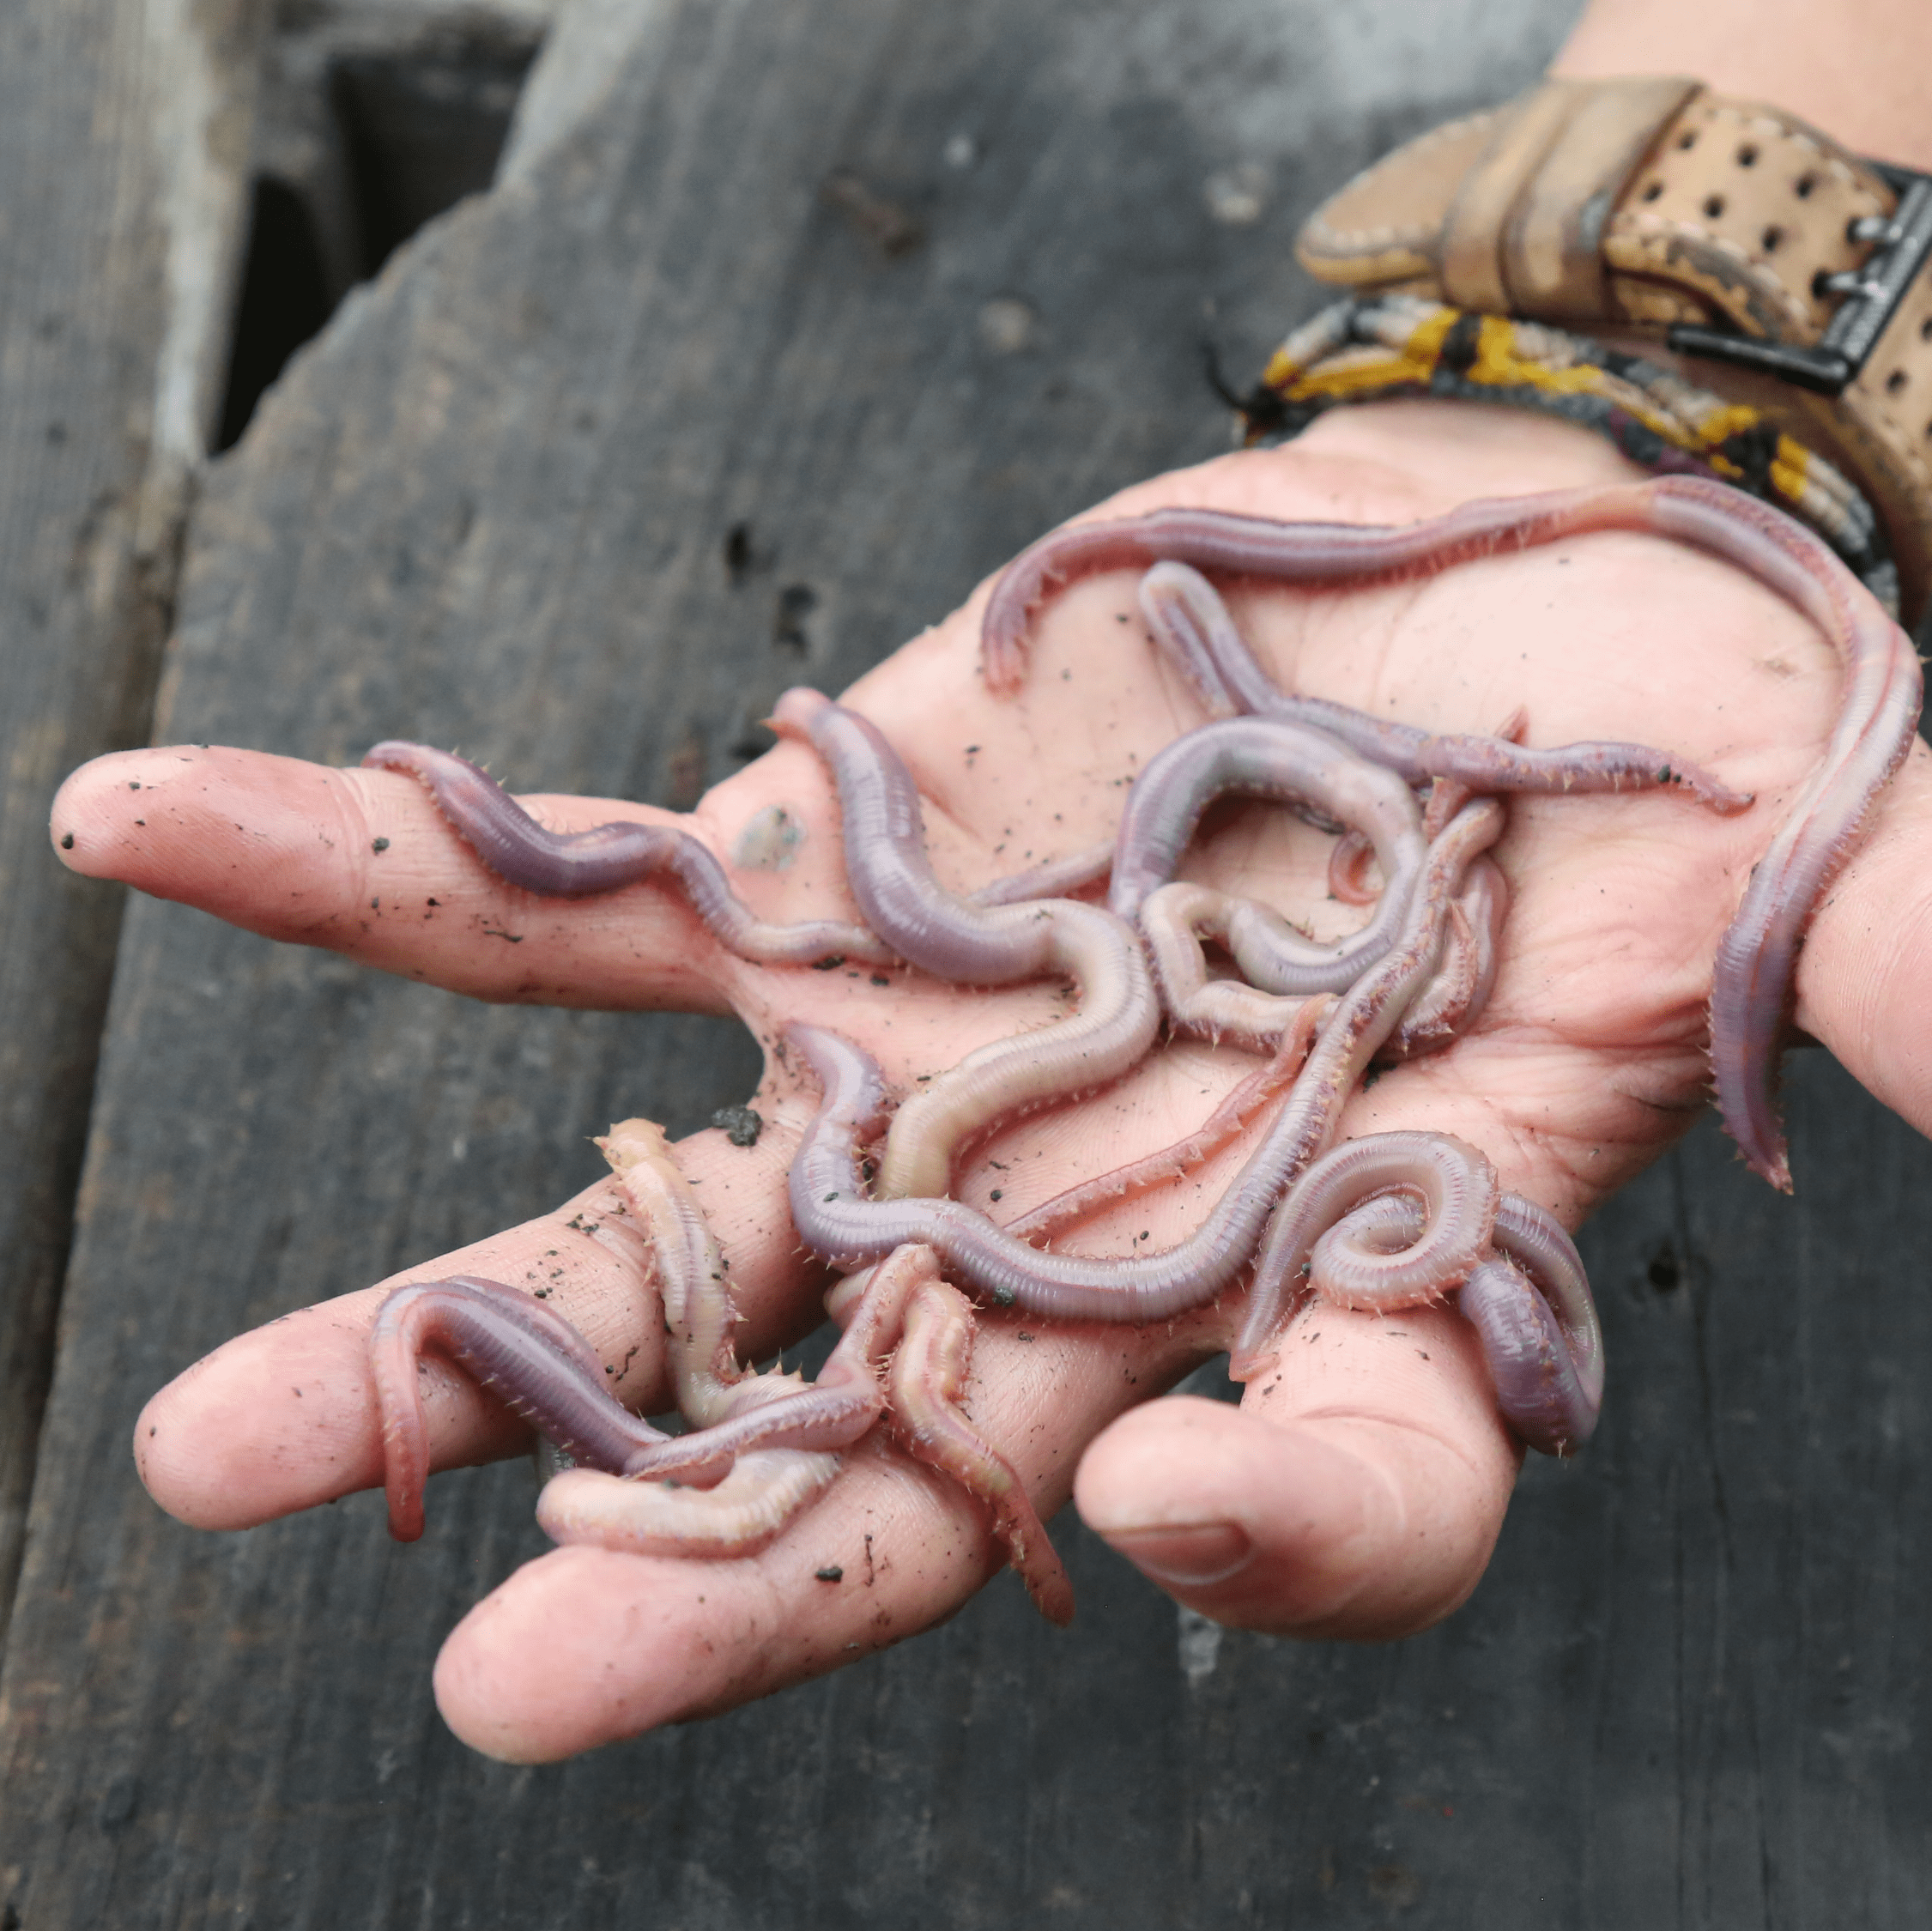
top-left (0, 0), bottom-right (257, 1644)
top-left (8, 2), bottom-right (1930, 1926)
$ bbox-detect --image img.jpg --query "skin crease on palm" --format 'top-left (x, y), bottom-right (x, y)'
top-left (50, 397), bottom-right (1932, 1765)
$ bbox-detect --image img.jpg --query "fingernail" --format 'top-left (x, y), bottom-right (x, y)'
top-left (1105, 1522), bottom-right (1251, 1587)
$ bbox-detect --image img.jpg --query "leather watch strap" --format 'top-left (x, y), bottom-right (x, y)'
top-left (1297, 77), bottom-right (1932, 621)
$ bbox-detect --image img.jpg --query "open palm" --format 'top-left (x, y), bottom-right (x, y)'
top-left (51, 405), bottom-right (1932, 1763)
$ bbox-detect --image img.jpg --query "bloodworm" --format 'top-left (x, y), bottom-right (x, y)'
top-left (1457, 1261), bottom-right (1599, 1458)
top-left (1138, 882), bottom-right (1323, 1050)
top-left (1228, 1131), bottom-right (1500, 1379)
top-left (371, 1270), bottom-right (863, 1516)
top-left (771, 687), bottom-right (1158, 1201)
top-left (1136, 563), bottom-right (1244, 717)
top-left (371, 1141), bottom-right (905, 1546)
top-left (877, 1269), bottom-right (1076, 1624)
top-left (597, 1117), bottom-right (909, 1486)
top-left (1327, 828), bottom-right (1381, 905)
top-left (1300, 1189), bottom-right (1603, 1454)
top-left (1002, 996), bottom-right (1335, 1245)
top-left (784, 797), bottom-right (1504, 1320)
top-left (1140, 848), bottom-right (1499, 1056)
top-left (1643, 484), bottom-right (1923, 1189)
top-left (538, 1452), bottom-right (844, 1560)
top-left (1304, 1134), bottom-right (1500, 1311)
top-left (533, 1239), bottom-right (1072, 1603)
top-left (370, 1274), bottom-right (677, 1541)
top-left (1382, 857), bottom-right (1507, 1059)
top-left (599, 1117), bottom-right (747, 1427)
top-left (1128, 560), bottom-right (1747, 810)
top-left (981, 477), bottom-right (1924, 1186)
top-left (372, 1210), bottom-right (1069, 1591)
top-left (969, 840), bottom-right (1116, 906)
top-left (532, 1244), bottom-right (918, 1556)
top-left (1106, 716), bottom-right (1427, 988)
top-left (361, 740), bottom-right (896, 966)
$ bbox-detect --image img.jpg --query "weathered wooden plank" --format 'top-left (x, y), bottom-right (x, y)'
top-left (10, 1), bottom-right (1932, 1926)
top-left (0, 0), bottom-right (257, 1643)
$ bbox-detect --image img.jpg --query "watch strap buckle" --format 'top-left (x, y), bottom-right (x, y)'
top-left (1669, 164), bottom-right (1932, 396)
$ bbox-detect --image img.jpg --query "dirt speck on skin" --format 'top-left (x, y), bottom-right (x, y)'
top-left (711, 1105), bottom-right (764, 1147)
top-left (734, 802), bottom-right (805, 871)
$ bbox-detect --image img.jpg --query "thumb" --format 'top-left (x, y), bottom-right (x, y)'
top-left (1073, 1301), bottom-right (1518, 1637)
top-left (1793, 742), bottom-right (1932, 1137)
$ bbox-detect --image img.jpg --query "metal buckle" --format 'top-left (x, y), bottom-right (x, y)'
top-left (1665, 160), bottom-right (1932, 396)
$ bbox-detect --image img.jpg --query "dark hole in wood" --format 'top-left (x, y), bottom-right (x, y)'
top-left (1647, 1241), bottom-right (1681, 1292)
top-left (330, 45), bottom-right (535, 277)
top-left (215, 37), bottom-right (537, 451)
top-left (214, 178), bottom-right (335, 452)
top-left (773, 583), bottom-right (818, 654)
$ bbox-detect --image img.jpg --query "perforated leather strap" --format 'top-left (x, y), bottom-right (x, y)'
top-left (1298, 77), bottom-right (1932, 622)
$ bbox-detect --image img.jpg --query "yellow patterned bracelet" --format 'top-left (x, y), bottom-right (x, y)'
top-left (1239, 294), bottom-right (1899, 616)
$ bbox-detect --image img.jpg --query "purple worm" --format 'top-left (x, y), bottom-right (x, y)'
top-left (372, 1274), bottom-right (880, 1498)
top-left (1230, 1132), bottom-right (1498, 1372)
top-left (360, 740), bottom-right (895, 966)
top-left (969, 840), bottom-right (1116, 906)
top-left (373, 1245), bottom-right (934, 1540)
top-left (1311, 1189), bottom-right (1604, 1455)
top-left (784, 796), bottom-right (1502, 1321)
top-left (1138, 818), bottom-right (1499, 1055)
top-left (1303, 1133), bottom-right (1500, 1311)
top-left (1380, 857), bottom-right (1506, 1059)
top-left (1457, 1262), bottom-right (1597, 1459)
top-left (767, 690), bottom-right (1078, 985)
top-left (771, 687), bottom-right (1158, 1202)
top-left (1643, 486), bottom-right (1923, 1189)
top-left (375, 1240), bottom-right (1074, 1601)
top-left (1137, 566), bottom-right (1243, 718)
top-left (1137, 881), bottom-right (1329, 1050)
top-left (1135, 559), bottom-right (1747, 811)
top-left (984, 479), bottom-right (1924, 1187)
top-left (1106, 716), bottom-right (1427, 994)
top-left (371, 1274), bottom-right (676, 1540)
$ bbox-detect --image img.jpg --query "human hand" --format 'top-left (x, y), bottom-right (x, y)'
top-left (51, 401), bottom-right (1932, 1762)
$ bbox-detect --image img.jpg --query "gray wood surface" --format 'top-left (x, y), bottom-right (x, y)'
top-left (6, 2), bottom-right (1931, 1926)
top-left (0, 0), bottom-right (257, 1643)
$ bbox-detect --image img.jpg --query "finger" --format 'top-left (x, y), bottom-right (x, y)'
top-left (1073, 1302), bottom-right (1519, 1637)
top-left (1790, 738), bottom-right (1932, 1135)
top-left (51, 742), bottom-right (861, 1011)
top-left (1052, 999), bottom-right (1590, 1642)
top-left (129, 996), bottom-right (1424, 1535)
top-left (429, 1309), bottom-right (1214, 1761)
top-left (135, 1111), bottom-right (816, 1529)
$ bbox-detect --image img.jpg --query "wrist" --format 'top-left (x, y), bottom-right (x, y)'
top-left (1553, 1), bottom-right (1932, 175)
top-left (1095, 402), bottom-right (1645, 538)
top-left (1278, 69), bottom-right (1929, 620)
top-left (1262, 399), bottom-right (1646, 520)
